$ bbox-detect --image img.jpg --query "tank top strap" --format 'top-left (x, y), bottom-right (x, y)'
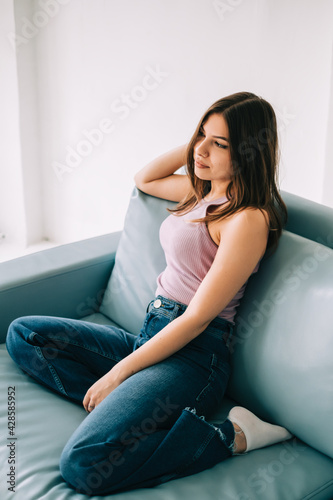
top-left (198, 196), bottom-right (228, 215)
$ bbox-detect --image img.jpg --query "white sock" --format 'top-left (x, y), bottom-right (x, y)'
top-left (228, 406), bottom-right (293, 452)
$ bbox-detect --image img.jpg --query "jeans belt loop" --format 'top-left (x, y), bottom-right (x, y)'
top-left (225, 325), bottom-right (233, 348)
top-left (146, 299), bottom-right (154, 314)
top-left (173, 303), bottom-right (180, 320)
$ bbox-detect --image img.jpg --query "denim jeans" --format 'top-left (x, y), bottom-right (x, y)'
top-left (6, 295), bottom-right (235, 495)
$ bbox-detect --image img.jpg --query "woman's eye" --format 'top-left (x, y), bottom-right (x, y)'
top-left (215, 141), bottom-right (228, 149)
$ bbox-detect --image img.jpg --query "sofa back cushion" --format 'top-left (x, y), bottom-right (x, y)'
top-left (100, 188), bottom-right (333, 459)
top-left (99, 188), bottom-right (176, 334)
top-left (227, 231), bottom-right (333, 459)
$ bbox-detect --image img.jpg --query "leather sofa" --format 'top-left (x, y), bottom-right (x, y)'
top-left (0, 188), bottom-right (332, 500)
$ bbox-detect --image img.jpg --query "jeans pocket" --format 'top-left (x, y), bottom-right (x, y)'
top-left (135, 310), bottom-right (172, 348)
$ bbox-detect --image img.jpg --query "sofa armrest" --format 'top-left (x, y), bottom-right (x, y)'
top-left (0, 232), bottom-right (121, 343)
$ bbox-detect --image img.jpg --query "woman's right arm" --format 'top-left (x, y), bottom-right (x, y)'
top-left (134, 144), bottom-right (192, 202)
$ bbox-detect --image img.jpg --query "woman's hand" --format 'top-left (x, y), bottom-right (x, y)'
top-left (83, 368), bottom-right (123, 412)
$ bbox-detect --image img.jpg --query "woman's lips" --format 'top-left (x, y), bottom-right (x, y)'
top-left (195, 159), bottom-right (209, 168)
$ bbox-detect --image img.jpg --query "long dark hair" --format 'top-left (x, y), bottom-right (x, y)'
top-left (169, 92), bottom-right (287, 251)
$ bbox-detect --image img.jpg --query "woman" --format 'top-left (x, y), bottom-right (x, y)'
top-left (6, 92), bottom-right (292, 495)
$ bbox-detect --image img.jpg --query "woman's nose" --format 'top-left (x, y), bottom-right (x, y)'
top-left (196, 140), bottom-right (208, 157)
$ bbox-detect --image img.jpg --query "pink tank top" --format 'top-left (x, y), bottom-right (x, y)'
top-left (155, 196), bottom-right (260, 324)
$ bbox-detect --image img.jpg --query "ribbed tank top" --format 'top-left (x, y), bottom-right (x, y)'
top-left (155, 196), bottom-right (260, 324)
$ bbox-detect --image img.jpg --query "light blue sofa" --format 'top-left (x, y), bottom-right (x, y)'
top-left (1, 188), bottom-right (333, 500)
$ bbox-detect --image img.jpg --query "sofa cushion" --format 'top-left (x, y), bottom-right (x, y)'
top-left (99, 188), bottom-right (176, 334)
top-left (228, 231), bottom-right (333, 459)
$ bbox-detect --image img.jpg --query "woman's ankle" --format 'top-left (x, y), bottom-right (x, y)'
top-left (232, 422), bottom-right (247, 454)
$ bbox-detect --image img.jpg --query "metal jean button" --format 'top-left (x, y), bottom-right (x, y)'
top-left (154, 299), bottom-right (162, 308)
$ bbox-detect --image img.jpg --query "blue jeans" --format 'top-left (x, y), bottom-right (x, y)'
top-left (6, 295), bottom-right (235, 495)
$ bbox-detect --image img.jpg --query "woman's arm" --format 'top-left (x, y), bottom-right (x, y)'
top-left (83, 208), bottom-right (268, 411)
top-left (134, 144), bottom-right (192, 202)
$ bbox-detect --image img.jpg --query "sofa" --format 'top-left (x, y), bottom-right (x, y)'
top-left (0, 187), bottom-right (333, 500)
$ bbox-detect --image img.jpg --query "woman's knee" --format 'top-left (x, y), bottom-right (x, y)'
top-left (6, 316), bottom-right (49, 372)
top-left (6, 316), bottom-right (53, 347)
top-left (6, 317), bottom-right (31, 358)
top-left (59, 441), bottom-right (124, 495)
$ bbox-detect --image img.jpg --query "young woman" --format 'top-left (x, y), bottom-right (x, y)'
top-left (6, 92), bottom-right (292, 495)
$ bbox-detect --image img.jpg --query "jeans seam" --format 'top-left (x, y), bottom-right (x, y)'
top-left (34, 346), bottom-right (68, 396)
top-left (45, 335), bottom-right (123, 363)
top-left (175, 423), bottom-right (216, 474)
top-left (195, 354), bottom-right (218, 403)
top-left (192, 429), bottom-right (216, 461)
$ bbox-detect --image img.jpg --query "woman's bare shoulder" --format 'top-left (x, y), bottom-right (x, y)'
top-left (211, 206), bottom-right (269, 248)
top-left (231, 207), bottom-right (269, 227)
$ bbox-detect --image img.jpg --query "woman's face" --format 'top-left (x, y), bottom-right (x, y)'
top-left (193, 113), bottom-right (232, 185)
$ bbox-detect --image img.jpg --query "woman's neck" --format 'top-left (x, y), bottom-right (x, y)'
top-left (204, 180), bottom-right (230, 201)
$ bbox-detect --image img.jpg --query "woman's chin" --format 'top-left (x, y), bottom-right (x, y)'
top-left (194, 168), bottom-right (210, 180)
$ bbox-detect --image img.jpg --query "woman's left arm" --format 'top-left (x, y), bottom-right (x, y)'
top-left (83, 209), bottom-right (268, 411)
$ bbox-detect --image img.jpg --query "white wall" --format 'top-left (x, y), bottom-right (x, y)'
top-left (7, 0), bottom-right (333, 248)
top-left (0, 1), bottom-right (27, 247)
top-left (323, 42), bottom-right (333, 208)
top-left (13, 0), bottom-right (44, 245)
